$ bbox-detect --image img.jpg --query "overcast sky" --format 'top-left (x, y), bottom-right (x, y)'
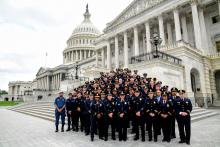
top-left (0, 0), bottom-right (134, 90)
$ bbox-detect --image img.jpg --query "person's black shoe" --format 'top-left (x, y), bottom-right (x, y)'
top-left (61, 128), bottom-right (64, 132)
top-left (134, 136), bottom-right (139, 141)
top-left (167, 139), bottom-right (171, 143)
top-left (186, 141), bottom-right (190, 145)
top-left (112, 137), bottom-right (116, 140)
top-left (91, 138), bottom-right (94, 142)
top-left (75, 129), bottom-right (79, 132)
top-left (55, 129), bottom-right (58, 132)
top-left (162, 139), bottom-right (166, 142)
top-left (179, 140), bottom-right (185, 143)
top-left (104, 138), bottom-right (108, 141)
top-left (66, 128), bottom-right (71, 132)
top-left (85, 133), bottom-right (89, 136)
top-left (148, 138), bottom-right (152, 142)
top-left (99, 137), bottom-right (104, 140)
top-left (119, 139), bottom-right (122, 141)
top-left (154, 138), bottom-right (157, 142)
top-left (141, 138), bottom-right (145, 142)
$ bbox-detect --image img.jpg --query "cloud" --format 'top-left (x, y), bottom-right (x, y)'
top-left (0, 0), bottom-right (134, 90)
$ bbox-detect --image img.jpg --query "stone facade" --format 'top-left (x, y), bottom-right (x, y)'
top-left (7, 1), bottom-right (220, 106)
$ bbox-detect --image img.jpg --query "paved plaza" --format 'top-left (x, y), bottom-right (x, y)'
top-left (0, 108), bottom-right (220, 147)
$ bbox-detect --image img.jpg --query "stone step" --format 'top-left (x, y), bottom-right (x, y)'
top-left (191, 112), bottom-right (219, 122)
top-left (8, 104), bottom-right (219, 124)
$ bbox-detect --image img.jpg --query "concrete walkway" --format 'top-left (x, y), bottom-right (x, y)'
top-left (0, 108), bottom-right (220, 147)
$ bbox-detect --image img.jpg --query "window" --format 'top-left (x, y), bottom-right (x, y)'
top-left (212, 15), bottom-right (220, 24)
top-left (216, 41), bottom-right (220, 52)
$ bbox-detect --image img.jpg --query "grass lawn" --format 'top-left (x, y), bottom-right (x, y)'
top-left (0, 101), bottom-right (20, 106)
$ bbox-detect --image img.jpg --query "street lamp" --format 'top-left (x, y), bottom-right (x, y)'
top-left (75, 62), bottom-right (79, 79)
top-left (150, 32), bottom-right (162, 58)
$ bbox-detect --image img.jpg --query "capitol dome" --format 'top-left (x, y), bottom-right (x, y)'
top-left (63, 5), bottom-right (101, 64)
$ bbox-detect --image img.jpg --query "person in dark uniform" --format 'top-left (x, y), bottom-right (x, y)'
top-left (158, 92), bottom-right (173, 142)
top-left (104, 93), bottom-right (117, 141)
top-left (169, 87), bottom-right (179, 139)
top-left (54, 91), bottom-right (66, 132)
top-left (145, 89), bottom-right (158, 142)
top-left (116, 91), bottom-right (129, 141)
top-left (90, 94), bottom-right (105, 141)
top-left (74, 92), bottom-right (84, 132)
top-left (66, 93), bottom-right (73, 131)
top-left (81, 92), bottom-right (91, 136)
top-left (133, 90), bottom-right (145, 141)
top-left (175, 90), bottom-right (192, 145)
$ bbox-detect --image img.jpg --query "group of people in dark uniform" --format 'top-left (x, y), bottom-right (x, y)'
top-left (54, 68), bottom-right (192, 145)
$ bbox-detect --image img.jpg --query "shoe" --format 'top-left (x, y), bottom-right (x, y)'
top-left (61, 128), bottom-right (64, 132)
top-left (167, 140), bottom-right (171, 143)
top-left (148, 138), bottom-right (152, 142)
top-left (186, 141), bottom-right (190, 145)
top-left (141, 138), bottom-right (145, 142)
top-left (85, 133), bottom-right (89, 136)
top-left (99, 137), bottom-right (104, 140)
top-left (162, 139), bottom-right (166, 142)
top-left (55, 129), bottom-right (58, 132)
top-left (119, 139), bottom-right (122, 141)
top-left (134, 137), bottom-right (139, 141)
top-left (66, 128), bottom-right (71, 132)
top-left (104, 138), bottom-right (108, 141)
top-left (154, 138), bottom-right (157, 142)
top-left (179, 140), bottom-right (185, 143)
top-left (112, 137), bottom-right (116, 140)
top-left (91, 138), bottom-right (94, 142)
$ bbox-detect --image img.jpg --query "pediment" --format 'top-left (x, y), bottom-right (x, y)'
top-left (104, 0), bottom-right (165, 32)
top-left (36, 67), bottom-right (46, 76)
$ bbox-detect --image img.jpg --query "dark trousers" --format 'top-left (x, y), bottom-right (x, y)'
top-left (67, 113), bottom-right (73, 129)
top-left (177, 115), bottom-right (191, 142)
top-left (134, 116), bottom-right (145, 140)
top-left (90, 115), bottom-right (104, 139)
top-left (55, 111), bottom-right (65, 127)
top-left (161, 117), bottom-right (171, 141)
top-left (104, 117), bottom-right (116, 140)
top-left (84, 113), bottom-right (91, 134)
top-left (170, 115), bottom-right (176, 138)
top-left (73, 112), bottom-right (84, 131)
top-left (146, 116), bottom-right (157, 140)
top-left (90, 115), bottom-right (97, 139)
top-left (118, 117), bottom-right (128, 141)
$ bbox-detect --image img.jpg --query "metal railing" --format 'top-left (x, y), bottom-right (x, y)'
top-left (130, 50), bottom-right (182, 65)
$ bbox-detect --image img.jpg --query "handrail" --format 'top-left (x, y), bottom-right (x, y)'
top-left (130, 50), bottom-right (182, 65)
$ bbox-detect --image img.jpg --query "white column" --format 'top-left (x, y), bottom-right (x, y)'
top-left (115, 35), bottom-right (119, 69)
top-left (199, 7), bottom-right (209, 51)
top-left (134, 26), bottom-right (139, 56)
top-left (88, 50), bottom-right (91, 58)
top-left (173, 8), bottom-right (182, 41)
top-left (107, 42), bottom-right (111, 69)
top-left (84, 50), bottom-right (86, 59)
top-left (218, 0), bottom-right (220, 16)
top-left (101, 48), bottom-right (105, 67)
top-left (191, 1), bottom-right (202, 49)
top-left (95, 50), bottom-right (98, 67)
top-left (72, 51), bottom-right (74, 62)
top-left (145, 21), bottom-right (151, 53)
top-left (47, 76), bottom-right (49, 91)
top-left (124, 31), bottom-right (129, 68)
top-left (181, 15), bottom-right (189, 43)
top-left (58, 74), bottom-right (60, 90)
top-left (167, 22), bottom-right (173, 44)
top-left (76, 50), bottom-right (79, 61)
top-left (80, 50), bottom-right (83, 60)
top-left (158, 15), bottom-right (165, 46)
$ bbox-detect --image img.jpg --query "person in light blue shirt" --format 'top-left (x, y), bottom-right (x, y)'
top-left (54, 91), bottom-right (66, 132)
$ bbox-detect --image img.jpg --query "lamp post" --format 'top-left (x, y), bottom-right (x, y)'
top-left (150, 32), bottom-right (162, 58)
top-left (75, 62), bottom-right (79, 79)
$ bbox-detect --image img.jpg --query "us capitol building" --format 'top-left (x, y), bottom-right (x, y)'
top-left (5, 0), bottom-right (220, 107)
